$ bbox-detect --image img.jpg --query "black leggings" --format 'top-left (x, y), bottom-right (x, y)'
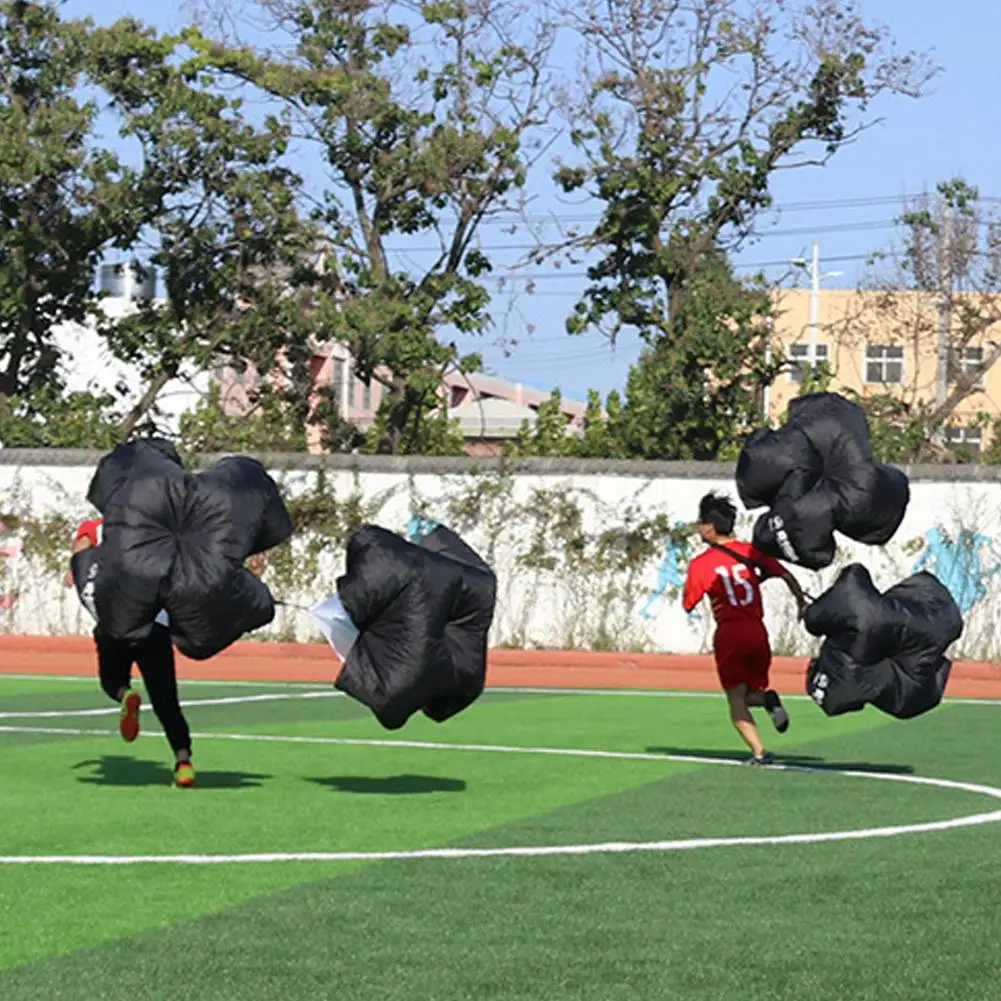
top-left (95, 624), bottom-right (191, 756)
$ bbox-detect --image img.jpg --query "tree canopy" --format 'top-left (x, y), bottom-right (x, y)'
top-left (0, 0), bottom-right (950, 461)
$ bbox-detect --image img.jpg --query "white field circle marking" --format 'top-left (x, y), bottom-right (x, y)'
top-left (4, 673), bottom-right (1001, 707)
top-left (1, 712), bottom-right (1001, 865)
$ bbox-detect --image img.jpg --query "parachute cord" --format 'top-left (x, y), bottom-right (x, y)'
top-left (274, 599), bottom-right (313, 613)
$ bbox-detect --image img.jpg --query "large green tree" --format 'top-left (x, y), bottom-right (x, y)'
top-left (183, 0), bottom-right (556, 454)
top-left (611, 252), bottom-right (779, 459)
top-left (0, 1), bottom-right (146, 439)
top-left (550, 0), bottom-right (937, 458)
top-left (0, 3), bottom-right (319, 447)
top-left (87, 15), bottom-right (315, 439)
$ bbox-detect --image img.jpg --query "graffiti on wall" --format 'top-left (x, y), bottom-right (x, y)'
top-left (639, 521), bottom-right (696, 622)
top-left (911, 525), bottom-right (1001, 615)
top-left (405, 513), bottom-right (441, 543)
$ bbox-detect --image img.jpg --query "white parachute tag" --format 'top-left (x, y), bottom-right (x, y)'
top-left (311, 593), bottom-right (359, 662)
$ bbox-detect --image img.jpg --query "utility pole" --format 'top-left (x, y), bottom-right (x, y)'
top-left (809, 242), bottom-right (820, 370)
top-left (936, 199), bottom-right (953, 407)
top-left (791, 244), bottom-right (842, 378)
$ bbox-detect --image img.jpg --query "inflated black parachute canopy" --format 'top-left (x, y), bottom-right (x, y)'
top-left (736, 392), bottom-right (910, 570)
top-left (85, 439), bottom-right (294, 659)
top-left (334, 523), bottom-right (497, 730)
top-left (803, 564), bottom-right (963, 720)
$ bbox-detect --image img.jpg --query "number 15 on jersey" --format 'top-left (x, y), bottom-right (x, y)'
top-left (716, 564), bottom-right (755, 607)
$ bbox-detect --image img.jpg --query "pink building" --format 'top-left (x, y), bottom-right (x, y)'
top-left (217, 341), bottom-right (589, 455)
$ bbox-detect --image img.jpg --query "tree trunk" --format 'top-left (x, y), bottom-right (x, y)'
top-left (117, 369), bottom-right (175, 440)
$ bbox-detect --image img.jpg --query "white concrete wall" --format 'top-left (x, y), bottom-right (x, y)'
top-left (0, 456), bottom-right (998, 660)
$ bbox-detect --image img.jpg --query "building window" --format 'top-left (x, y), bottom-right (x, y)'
top-left (950, 345), bottom-right (985, 386)
top-left (362, 379), bottom-right (372, 410)
top-left (788, 342), bottom-right (829, 382)
top-left (864, 344), bottom-right (904, 384)
top-left (347, 363), bottom-right (356, 408)
top-left (946, 426), bottom-right (982, 458)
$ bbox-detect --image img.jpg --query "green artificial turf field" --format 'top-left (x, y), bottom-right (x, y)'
top-left (1, 674), bottom-right (1000, 1000)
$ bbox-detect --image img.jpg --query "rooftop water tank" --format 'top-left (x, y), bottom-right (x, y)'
top-left (97, 263), bottom-right (157, 300)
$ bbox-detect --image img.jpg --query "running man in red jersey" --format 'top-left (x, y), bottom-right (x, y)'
top-left (65, 517), bottom-right (197, 788)
top-left (682, 491), bottom-right (808, 765)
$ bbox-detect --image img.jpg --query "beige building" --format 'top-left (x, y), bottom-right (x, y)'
top-left (765, 288), bottom-right (1001, 457)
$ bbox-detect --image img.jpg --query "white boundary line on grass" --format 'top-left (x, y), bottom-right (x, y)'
top-left (0, 691), bottom-right (341, 720)
top-left (4, 674), bottom-right (1001, 707)
top-left (0, 673), bottom-right (334, 689)
top-left (1, 723), bottom-right (1001, 864)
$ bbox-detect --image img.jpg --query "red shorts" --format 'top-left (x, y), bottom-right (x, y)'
top-left (713, 620), bottom-right (772, 692)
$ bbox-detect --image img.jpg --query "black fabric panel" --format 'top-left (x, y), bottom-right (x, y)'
top-left (90, 443), bottom-right (187, 645)
top-left (81, 441), bottom-right (292, 656)
top-left (418, 525), bottom-right (496, 723)
top-left (86, 438), bottom-right (182, 512)
top-left (193, 456), bottom-right (294, 555)
top-left (804, 563), bottom-right (963, 720)
top-left (168, 568), bottom-right (277, 661)
top-left (335, 524), bottom-right (496, 730)
top-left (736, 392), bottom-right (910, 570)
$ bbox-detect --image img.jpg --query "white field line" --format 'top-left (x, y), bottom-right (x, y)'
top-left (2, 723), bottom-right (1000, 803)
top-left (0, 691), bottom-right (342, 720)
top-left (0, 673), bottom-right (331, 690)
top-left (2, 673), bottom-right (1001, 707)
top-left (0, 729), bottom-right (999, 864)
top-left (6, 807), bottom-right (1001, 866)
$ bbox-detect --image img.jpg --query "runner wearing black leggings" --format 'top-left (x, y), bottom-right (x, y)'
top-left (66, 517), bottom-right (196, 789)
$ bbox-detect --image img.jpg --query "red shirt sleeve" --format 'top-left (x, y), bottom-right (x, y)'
top-left (682, 560), bottom-right (708, 613)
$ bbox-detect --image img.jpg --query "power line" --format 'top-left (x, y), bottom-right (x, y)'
top-left (463, 193), bottom-right (1001, 227)
top-left (384, 215), bottom-right (1001, 261)
top-left (475, 254), bottom-right (874, 282)
top-left (383, 218), bottom-right (907, 256)
top-left (484, 245), bottom-right (1001, 283)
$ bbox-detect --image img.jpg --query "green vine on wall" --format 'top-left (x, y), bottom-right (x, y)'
top-left (264, 469), bottom-right (396, 605)
top-left (0, 474), bottom-right (80, 576)
top-left (0, 462), bottom-right (745, 653)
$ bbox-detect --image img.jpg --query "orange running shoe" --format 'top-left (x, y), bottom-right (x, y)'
top-left (174, 761), bottom-right (196, 788)
top-left (119, 690), bottom-right (142, 743)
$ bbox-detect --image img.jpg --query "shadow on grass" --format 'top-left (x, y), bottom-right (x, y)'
top-left (73, 756), bottom-right (272, 789)
top-left (306, 774), bottom-right (467, 795)
top-left (645, 746), bottom-right (914, 775)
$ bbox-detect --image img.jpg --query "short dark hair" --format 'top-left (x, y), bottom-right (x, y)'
top-left (698, 491), bottom-right (736, 536)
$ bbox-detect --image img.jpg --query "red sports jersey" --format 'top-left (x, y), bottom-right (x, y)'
top-left (74, 518), bottom-right (103, 547)
top-left (682, 541), bottom-right (786, 624)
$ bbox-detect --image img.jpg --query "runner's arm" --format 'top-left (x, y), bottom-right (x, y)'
top-left (681, 565), bottom-right (706, 613)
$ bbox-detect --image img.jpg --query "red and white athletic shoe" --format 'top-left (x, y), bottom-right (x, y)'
top-left (119, 690), bottom-right (142, 743)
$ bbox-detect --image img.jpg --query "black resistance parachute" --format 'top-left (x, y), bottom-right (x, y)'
top-left (85, 439), bottom-right (294, 659)
top-left (736, 392), bottom-right (910, 570)
top-left (316, 523), bottom-right (497, 730)
top-left (803, 564), bottom-right (963, 720)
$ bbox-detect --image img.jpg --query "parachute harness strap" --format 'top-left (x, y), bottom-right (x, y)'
top-left (708, 542), bottom-right (817, 605)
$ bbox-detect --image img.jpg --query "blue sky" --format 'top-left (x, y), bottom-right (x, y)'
top-left (64, 0), bottom-right (1001, 403)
